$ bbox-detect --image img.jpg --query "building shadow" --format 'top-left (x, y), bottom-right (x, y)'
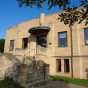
top-left (33, 80), bottom-right (70, 88)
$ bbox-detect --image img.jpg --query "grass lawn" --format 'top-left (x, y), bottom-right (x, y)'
top-left (0, 77), bottom-right (24, 88)
top-left (50, 76), bottom-right (88, 87)
top-left (0, 76), bottom-right (88, 88)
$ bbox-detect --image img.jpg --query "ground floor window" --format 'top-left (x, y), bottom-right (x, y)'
top-left (64, 59), bottom-right (70, 72)
top-left (56, 59), bottom-right (61, 72)
top-left (56, 59), bottom-right (70, 73)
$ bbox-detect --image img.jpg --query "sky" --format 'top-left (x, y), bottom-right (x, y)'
top-left (0, 0), bottom-right (80, 39)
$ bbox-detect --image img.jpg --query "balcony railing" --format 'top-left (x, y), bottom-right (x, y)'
top-left (13, 46), bottom-right (48, 56)
top-left (14, 48), bottom-right (29, 56)
top-left (37, 46), bottom-right (47, 55)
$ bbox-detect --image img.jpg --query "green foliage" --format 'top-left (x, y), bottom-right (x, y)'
top-left (17, 0), bottom-right (46, 8)
top-left (17, 0), bottom-right (70, 9)
top-left (59, 6), bottom-right (88, 26)
top-left (78, 7), bottom-right (88, 25)
top-left (16, 0), bottom-right (88, 26)
top-left (58, 7), bottom-right (83, 27)
top-left (0, 77), bottom-right (24, 88)
top-left (50, 76), bottom-right (88, 87)
top-left (16, 0), bottom-right (88, 9)
top-left (48, 0), bottom-right (69, 9)
top-left (0, 39), bottom-right (5, 53)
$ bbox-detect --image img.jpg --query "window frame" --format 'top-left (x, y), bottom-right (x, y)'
top-left (36, 34), bottom-right (47, 48)
top-left (58, 31), bottom-right (68, 47)
top-left (64, 59), bottom-right (70, 73)
top-left (56, 59), bottom-right (61, 72)
top-left (9, 40), bottom-right (14, 51)
top-left (22, 37), bottom-right (28, 49)
top-left (84, 28), bottom-right (88, 45)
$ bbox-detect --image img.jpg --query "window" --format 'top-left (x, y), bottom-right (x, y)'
top-left (64, 59), bottom-right (70, 72)
top-left (22, 38), bottom-right (28, 49)
top-left (84, 28), bottom-right (88, 45)
top-left (56, 59), bottom-right (61, 72)
top-left (9, 40), bottom-right (14, 51)
top-left (58, 32), bottom-right (67, 47)
top-left (36, 35), bottom-right (47, 47)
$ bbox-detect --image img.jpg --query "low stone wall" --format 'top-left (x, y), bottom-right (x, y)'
top-left (12, 59), bottom-right (49, 87)
top-left (0, 54), bottom-right (49, 88)
top-left (0, 53), bottom-right (20, 80)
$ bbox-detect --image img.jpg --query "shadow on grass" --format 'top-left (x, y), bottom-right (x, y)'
top-left (0, 77), bottom-right (70, 88)
top-left (0, 77), bottom-right (24, 88)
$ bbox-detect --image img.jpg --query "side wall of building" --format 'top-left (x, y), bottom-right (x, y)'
top-left (4, 13), bottom-right (88, 79)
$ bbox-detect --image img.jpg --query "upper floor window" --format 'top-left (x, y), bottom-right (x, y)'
top-left (58, 31), bottom-right (67, 47)
top-left (84, 28), bottom-right (88, 45)
top-left (22, 37), bottom-right (28, 49)
top-left (36, 35), bottom-right (47, 47)
top-left (9, 40), bottom-right (14, 51)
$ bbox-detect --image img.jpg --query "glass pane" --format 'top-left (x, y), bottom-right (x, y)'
top-left (10, 40), bottom-right (14, 51)
top-left (64, 59), bottom-right (70, 72)
top-left (60, 33), bottom-right (67, 38)
top-left (84, 28), bottom-right (88, 45)
top-left (36, 35), bottom-right (47, 47)
top-left (58, 32), bottom-right (67, 47)
top-left (22, 38), bottom-right (28, 49)
top-left (56, 59), bottom-right (61, 72)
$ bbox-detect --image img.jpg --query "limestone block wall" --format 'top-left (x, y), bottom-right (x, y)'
top-left (4, 13), bottom-right (88, 79)
top-left (0, 54), bottom-right (20, 79)
top-left (82, 57), bottom-right (88, 79)
top-left (76, 23), bottom-right (88, 56)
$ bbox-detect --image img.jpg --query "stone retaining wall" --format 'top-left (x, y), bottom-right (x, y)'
top-left (0, 54), bottom-right (49, 88)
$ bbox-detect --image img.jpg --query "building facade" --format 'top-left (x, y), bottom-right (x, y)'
top-left (4, 13), bottom-right (88, 79)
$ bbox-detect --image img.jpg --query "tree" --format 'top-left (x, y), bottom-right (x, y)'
top-left (17, 0), bottom-right (70, 9)
top-left (16, 0), bottom-right (88, 24)
top-left (58, 0), bottom-right (88, 77)
top-left (16, 0), bottom-right (88, 78)
top-left (0, 39), bottom-right (5, 53)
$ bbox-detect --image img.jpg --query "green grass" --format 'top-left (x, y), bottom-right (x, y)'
top-left (50, 76), bottom-right (88, 87)
top-left (0, 76), bottom-right (88, 88)
top-left (0, 77), bottom-right (24, 88)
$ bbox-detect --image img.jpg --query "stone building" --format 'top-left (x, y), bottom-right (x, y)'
top-left (4, 13), bottom-right (88, 79)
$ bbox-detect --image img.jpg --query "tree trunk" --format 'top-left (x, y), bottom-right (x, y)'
top-left (70, 25), bottom-right (73, 78)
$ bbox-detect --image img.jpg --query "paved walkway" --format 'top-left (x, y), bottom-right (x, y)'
top-left (31, 81), bottom-right (88, 88)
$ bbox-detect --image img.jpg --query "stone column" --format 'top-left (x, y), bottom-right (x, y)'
top-left (29, 35), bottom-right (36, 57)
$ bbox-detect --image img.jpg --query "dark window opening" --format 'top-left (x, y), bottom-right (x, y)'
top-left (9, 40), bottom-right (14, 51)
top-left (64, 59), bottom-right (70, 72)
top-left (22, 38), bottom-right (28, 49)
top-left (58, 31), bottom-right (67, 47)
top-left (36, 35), bottom-right (47, 47)
top-left (56, 59), bottom-right (61, 72)
top-left (84, 28), bottom-right (88, 45)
